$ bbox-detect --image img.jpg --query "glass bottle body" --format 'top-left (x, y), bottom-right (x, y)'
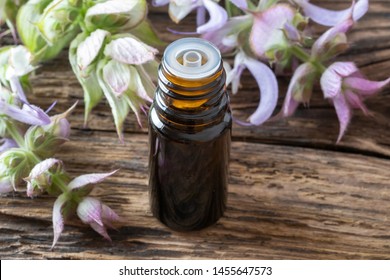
top-left (148, 62), bottom-right (231, 231)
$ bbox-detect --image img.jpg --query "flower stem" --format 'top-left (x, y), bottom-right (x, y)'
top-left (290, 45), bottom-right (311, 62)
top-left (225, 0), bottom-right (233, 17)
top-left (5, 122), bottom-right (25, 148)
top-left (290, 45), bottom-right (327, 73)
top-left (52, 175), bottom-right (70, 194)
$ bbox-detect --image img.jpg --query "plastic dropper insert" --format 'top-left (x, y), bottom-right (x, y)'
top-left (148, 38), bottom-right (231, 231)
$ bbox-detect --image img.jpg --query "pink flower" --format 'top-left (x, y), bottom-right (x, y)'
top-left (51, 170), bottom-right (118, 248)
top-left (77, 197), bottom-right (121, 241)
top-left (249, 4), bottom-right (296, 58)
top-left (153, 0), bottom-right (227, 34)
top-left (320, 62), bottom-right (390, 142)
top-left (282, 63), bottom-right (317, 117)
top-left (25, 158), bottom-right (62, 198)
top-left (293, 0), bottom-right (369, 27)
top-left (226, 51), bottom-right (278, 126)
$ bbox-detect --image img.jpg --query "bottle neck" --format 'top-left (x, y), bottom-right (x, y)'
top-left (153, 61), bottom-right (229, 130)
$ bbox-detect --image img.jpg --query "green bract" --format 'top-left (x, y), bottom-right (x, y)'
top-left (69, 31), bottom-right (107, 123)
top-left (35, 0), bottom-right (81, 45)
top-left (0, 0), bottom-right (28, 29)
top-left (0, 148), bottom-right (35, 189)
top-left (16, 0), bottom-right (79, 62)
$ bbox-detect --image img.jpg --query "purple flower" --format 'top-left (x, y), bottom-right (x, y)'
top-left (282, 63), bottom-right (318, 117)
top-left (293, 0), bottom-right (369, 26)
top-left (312, 17), bottom-right (354, 61)
top-left (76, 197), bottom-right (121, 241)
top-left (0, 138), bottom-right (18, 153)
top-left (249, 4), bottom-right (296, 58)
top-left (51, 170), bottom-right (117, 248)
top-left (153, 0), bottom-right (228, 34)
top-left (0, 78), bottom-right (51, 126)
top-left (0, 177), bottom-right (13, 194)
top-left (202, 15), bottom-right (252, 53)
top-left (226, 51), bottom-right (278, 126)
top-left (320, 62), bottom-right (390, 142)
top-left (0, 99), bottom-right (50, 126)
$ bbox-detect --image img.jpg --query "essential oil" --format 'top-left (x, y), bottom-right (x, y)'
top-left (148, 38), bottom-right (231, 231)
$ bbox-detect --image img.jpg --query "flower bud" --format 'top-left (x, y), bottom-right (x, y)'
top-left (0, 148), bottom-right (35, 190)
top-left (35, 0), bottom-right (80, 46)
top-left (85, 0), bottom-right (147, 32)
top-left (0, 0), bottom-right (27, 28)
top-left (25, 158), bottom-right (63, 197)
top-left (24, 103), bottom-right (75, 158)
top-left (16, 0), bottom-right (79, 62)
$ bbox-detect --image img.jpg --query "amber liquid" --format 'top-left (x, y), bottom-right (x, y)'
top-left (148, 65), bottom-right (231, 231)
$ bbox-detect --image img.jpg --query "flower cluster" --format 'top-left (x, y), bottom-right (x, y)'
top-left (0, 45), bottom-right (120, 248)
top-left (157, 0), bottom-right (390, 141)
top-left (1, 0), bottom-right (163, 140)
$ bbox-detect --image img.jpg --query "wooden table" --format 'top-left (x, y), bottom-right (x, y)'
top-left (1, 1), bottom-right (389, 259)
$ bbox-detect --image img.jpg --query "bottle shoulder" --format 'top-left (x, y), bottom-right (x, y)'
top-left (149, 106), bottom-right (232, 143)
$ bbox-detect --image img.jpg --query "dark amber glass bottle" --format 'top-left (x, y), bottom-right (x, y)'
top-left (148, 38), bottom-right (231, 231)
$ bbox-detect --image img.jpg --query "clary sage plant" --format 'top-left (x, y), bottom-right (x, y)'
top-left (0, 45), bottom-right (120, 247)
top-left (1, 0), bottom-right (389, 247)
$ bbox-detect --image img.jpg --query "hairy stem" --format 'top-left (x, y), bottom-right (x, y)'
top-left (290, 45), bottom-right (327, 73)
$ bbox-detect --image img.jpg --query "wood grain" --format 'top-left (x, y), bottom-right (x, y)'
top-left (1, 131), bottom-right (390, 259)
top-left (1, 0), bottom-right (390, 259)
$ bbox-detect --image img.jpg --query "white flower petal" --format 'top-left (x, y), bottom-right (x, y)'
top-left (68, 170), bottom-right (117, 190)
top-left (104, 37), bottom-right (158, 65)
top-left (77, 29), bottom-right (109, 70)
top-left (320, 62), bottom-right (358, 98)
top-left (168, 0), bottom-right (197, 23)
top-left (244, 56), bottom-right (278, 125)
top-left (294, 0), bottom-right (369, 27)
top-left (51, 193), bottom-right (67, 249)
top-left (250, 4), bottom-right (295, 57)
top-left (282, 63), bottom-right (313, 116)
top-left (77, 197), bottom-right (104, 226)
top-left (103, 60), bottom-right (131, 96)
top-left (332, 92), bottom-right (351, 143)
top-left (0, 178), bottom-right (13, 193)
top-left (86, 0), bottom-right (139, 17)
top-left (197, 0), bottom-right (228, 34)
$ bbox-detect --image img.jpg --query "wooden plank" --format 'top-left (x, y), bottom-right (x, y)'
top-left (24, 1), bottom-right (390, 157)
top-left (1, 0), bottom-right (389, 260)
top-left (1, 131), bottom-right (389, 259)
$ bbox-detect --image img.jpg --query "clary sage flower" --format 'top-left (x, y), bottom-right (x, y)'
top-left (16, 0), bottom-right (78, 62)
top-left (226, 51), bottom-right (278, 126)
top-left (35, 0), bottom-right (81, 45)
top-left (320, 62), bottom-right (390, 142)
top-left (70, 29), bottom-right (158, 140)
top-left (293, 0), bottom-right (369, 27)
top-left (77, 196), bottom-right (121, 241)
top-left (25, 158), bottom-right (63, 197)
top-left (0, 0), bottom-right (28, 40)
top-left (281, 18), bottom-right (355, 117)
top-left (24, 102), bottom-right (75, 158)
top-left (0, 46), bottom-right (51, 126)
top-left (52, 170), bottom-right (119, 248)
top-left (153, 0), bottom-right (228, 34)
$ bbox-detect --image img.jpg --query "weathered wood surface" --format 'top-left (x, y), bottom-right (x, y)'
top-left (1, 0), bottom-right (390, 259)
